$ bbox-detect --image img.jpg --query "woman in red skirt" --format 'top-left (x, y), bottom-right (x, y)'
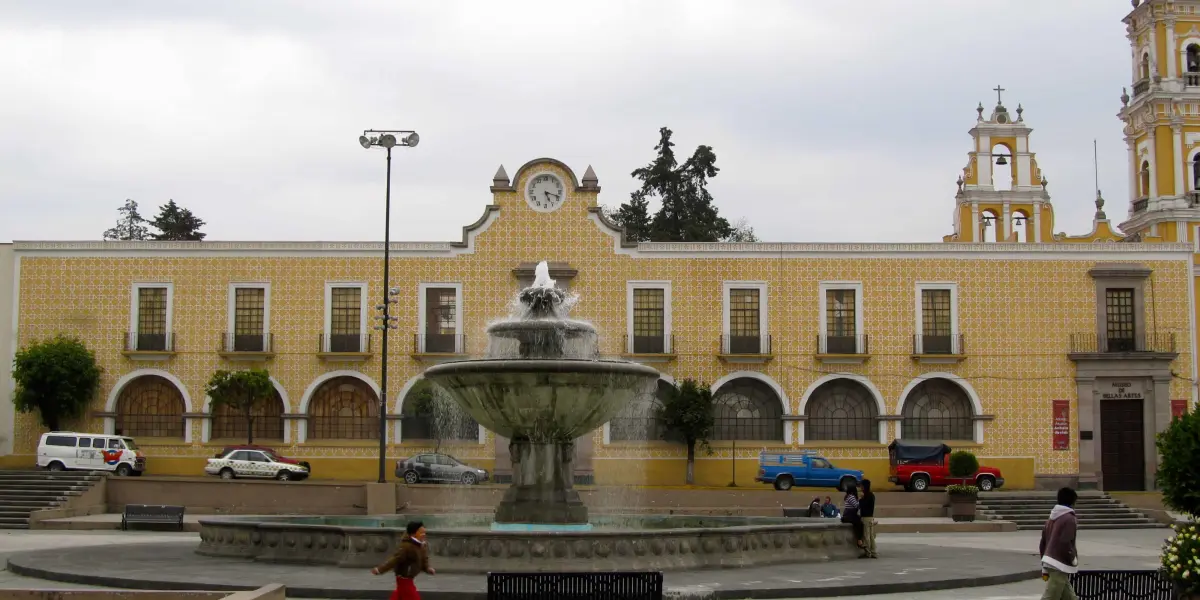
top-left (371, 520), bottom-right (435, 600)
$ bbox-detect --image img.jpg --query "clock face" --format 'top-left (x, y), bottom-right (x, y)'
top-left (525, 173), bottom-right (566, 212)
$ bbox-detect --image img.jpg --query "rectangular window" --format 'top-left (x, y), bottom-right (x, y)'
top-left (727, 287), bottom-right (762, 354)
top-left (135, 286), bottom-right (169, 351)
top-left (821, 284), bottom-right (861, 354)
top-left (329, 286), bottom-right (363, 352)
top-left (916, 284), bottom-right (957, 354)
top-left (420, 284), bottom-right (461, 353)
top-left (632, 288), bottom-right (666, 353)
top-left (1105, 288), bottom-right (1136, 352)
top-left (229, 285), bottom-right (269, 352)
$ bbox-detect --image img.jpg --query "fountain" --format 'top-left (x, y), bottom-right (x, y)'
top-left (195, 261), bottom-right (859, 572)
top-left (421, 261), bottom-right (658, 529)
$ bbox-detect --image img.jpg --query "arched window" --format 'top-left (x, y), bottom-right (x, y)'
top-left (115, 375), bottom-right (186, 438)
top-left (1192, 154), bottom-right (1200, 192)
top-left (900, 379), bottom-right (975, 441)
top-left (981, 210), bottom-right (999, 243)
top-left (1011, 211), bottom-right (1029, 242)
top-left (711, 378), bottom-right (783, 441)
top-left (1187, 45), bottom-right (1200, 73)
top-left (211, 389), bottom-right (285, 441)
top-left (991, 144), bottom-right (1013, 191)
top-left (308, 376), bottom-right (379, 440)
top-left (609, 380), bottom-right (677, 442)
top-left (1141, 160), bottom-right (1152, 198)
top-left (399, 380), bottom-right (478, 442)
top-left (1142, 52), bottom-right (1151, 80)
top-left (804, 380), bottom-right (879, 441)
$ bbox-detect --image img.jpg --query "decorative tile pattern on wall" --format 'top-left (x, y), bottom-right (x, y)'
top-left (10, 161), bottom-right (1195, 478)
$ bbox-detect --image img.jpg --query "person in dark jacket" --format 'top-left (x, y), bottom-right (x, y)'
top-left (1038, 487), bottom-right (1079, 600)
top-left (821, 496), bottom-right (840, 518)
top-left (807, 497), bottom-right (822, 518)
top-left (841, 484), bottom-right (862, 550)
top-left (372, 521), bottom-right (435, 600)
top-left (859, 479), bottom-right (878, 558)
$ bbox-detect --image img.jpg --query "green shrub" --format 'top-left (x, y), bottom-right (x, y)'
top-left (12, 335), bottom-right (101, 431)
top-left (1156, 409), bottom-right (1200, 516)
top-left (1161, 522), bottom-right (1200, 594)
top-left (948, 450), bottom-right (979, 478)
top-left (947, 484), bottom-right (979, 496)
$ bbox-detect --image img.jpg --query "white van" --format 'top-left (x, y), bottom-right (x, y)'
top-left (37, 432), bottom-right (146, 476)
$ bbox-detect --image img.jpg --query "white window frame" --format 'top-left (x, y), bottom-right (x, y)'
top-left (129, 283), bottom-right (174, 351)
top-left (323, 282), bottom-right (369, 352)
top-left (1193, 225), bottom-right (1200, 253)
top-left (625, 281), bottom-right (672, 354)
top-left (417, 283), bottom-right (464, 353)
top-left (914, 282), bottom-right (959, 354)
top-left (817, 281), bottom-right (864, 354)
top-left (722, 281), bottom-right (769, 354)
top-left (226, 282), bottom-right (272, 350)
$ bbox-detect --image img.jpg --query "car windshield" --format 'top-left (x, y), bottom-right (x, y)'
top-left (121, 438), bottom-right (138, 450)
top-left (443, 455), bottom-right (461, 465)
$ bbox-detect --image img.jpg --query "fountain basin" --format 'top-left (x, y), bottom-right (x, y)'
top-left (196, 514), bottom-right (860, 573)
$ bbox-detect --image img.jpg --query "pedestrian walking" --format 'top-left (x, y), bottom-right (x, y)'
top-left (371, 520), bottom-right (435, 600)
top-left (1039, 487), bottom-right (1079, 600)
top-left (859, 479), bottom-right (878, 558)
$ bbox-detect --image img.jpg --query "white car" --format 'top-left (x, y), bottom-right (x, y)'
top-left (204, 447), bottom-right (310, 481)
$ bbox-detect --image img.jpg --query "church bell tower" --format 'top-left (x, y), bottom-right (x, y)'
top-left (946, 88), bottom-right (1055, 243)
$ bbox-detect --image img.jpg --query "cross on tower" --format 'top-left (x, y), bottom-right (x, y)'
top-left (994, 85), bottom-right (1006, 105)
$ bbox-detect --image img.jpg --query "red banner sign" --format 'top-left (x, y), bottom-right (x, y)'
top-left (1052, 400), bottom-right (1070, 450)
top-left (1172, 400), bottom-right (1189, 419)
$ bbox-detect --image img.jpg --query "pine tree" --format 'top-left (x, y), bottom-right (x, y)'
top-left (150, 200), bottom-right (207, 241)
top-left (102, 199), bottom-right (150, 241)
top-left (612, 194), bottom-right (653, 242)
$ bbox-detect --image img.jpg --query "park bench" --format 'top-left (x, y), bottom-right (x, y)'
top-left (1070, 570), bottom-right (1173, 599)
top-left (487, 571), bottom-right (663, 600)
top-left (121, 504), bottom-right (185, 532)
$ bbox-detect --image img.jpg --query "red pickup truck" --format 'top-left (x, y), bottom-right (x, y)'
top-left (887, 440), bottom-right (1004, 492)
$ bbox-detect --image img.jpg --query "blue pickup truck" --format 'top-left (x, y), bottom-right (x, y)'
top-left (755, 451), bottom-right (864, 491)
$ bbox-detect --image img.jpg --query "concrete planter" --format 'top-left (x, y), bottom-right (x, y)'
top-left (948, 493), bottom-right (978, 522)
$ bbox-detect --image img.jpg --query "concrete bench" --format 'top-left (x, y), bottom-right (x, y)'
top-left (121, 504), bottom-right (185, 532)
top-left (487, 571), bottom-right (663, 600)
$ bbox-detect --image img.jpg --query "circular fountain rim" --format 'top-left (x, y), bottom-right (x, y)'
top-left (421, 357), bottom-right (660, 377)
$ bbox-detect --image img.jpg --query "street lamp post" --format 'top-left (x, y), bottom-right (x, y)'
top-left (359, 129), bottom-right (420, 484)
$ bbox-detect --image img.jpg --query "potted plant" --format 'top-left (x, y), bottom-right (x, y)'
top-left (1156, 408), bottom-right (1200, 597)
top-left (946, 451), bottom-right (980, 522)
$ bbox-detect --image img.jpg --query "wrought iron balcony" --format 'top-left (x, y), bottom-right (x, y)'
top-left (1187, 72), bottom-right (1200, 87)
top-left (221, 332), bottom-right (273, 354)
top-left (1133, 78), bottom-right (1151, 97)
top-left (124, 331), bottom-right (175, 353)
top-left (319, 333), bottom-right (372, 354)
top-left (1069, 332), bottom-right (1176, 354)
top-left (912, 334), bottom-right (964, 355)
top-left (1132, 197), bottom-right (1149, 213)
top-left (414, 333), bottom-right (466, 354)
top-left (623, 334), bottom-right (674, 355)
top-left (719, 334), bottom-right (772, 355)
top-left (817, 333), bottom-right (869, 355)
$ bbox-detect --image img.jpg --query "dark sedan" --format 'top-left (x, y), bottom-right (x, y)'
top-left (396, 453), bottom-right (489, 485)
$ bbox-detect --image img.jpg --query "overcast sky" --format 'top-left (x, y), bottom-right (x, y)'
top-left (0, 1), bottom-right (1135, 244)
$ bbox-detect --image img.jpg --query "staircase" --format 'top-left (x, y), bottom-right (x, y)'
top-left (0, 470), bottom-right (106, 530)
top-left (977, 491), bottom-right (1166, 531)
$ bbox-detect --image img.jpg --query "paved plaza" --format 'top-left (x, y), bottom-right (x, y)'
top-left (0, 527), bottom-right (1172, 599)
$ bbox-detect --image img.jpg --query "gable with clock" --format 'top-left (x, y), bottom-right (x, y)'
top-left (526, 172), bottom-right (566, 212)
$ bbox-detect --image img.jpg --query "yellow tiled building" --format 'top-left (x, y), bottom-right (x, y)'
top-left (2, 2), bottom-right (1199, 490)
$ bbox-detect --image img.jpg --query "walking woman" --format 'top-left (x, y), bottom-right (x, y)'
top-left (841, 484), bottom-right (863, 553)
top-left (371, 521), bottom-right (435, 600)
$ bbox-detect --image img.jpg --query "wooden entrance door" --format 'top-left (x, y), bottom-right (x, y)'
top-left (1100, 399), bottom-right (1146, 491)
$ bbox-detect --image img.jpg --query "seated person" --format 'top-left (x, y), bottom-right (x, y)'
top-left (807, 497), bottom-right (822, 518)
top-left (821, 496), bottom-right (841, 518)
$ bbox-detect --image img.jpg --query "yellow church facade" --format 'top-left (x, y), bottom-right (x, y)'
top-left (4, 1), bottom-right (1200, 491)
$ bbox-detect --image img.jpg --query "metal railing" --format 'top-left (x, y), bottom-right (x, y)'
top-left (413, 333), bottom-right (466, 354)
top-left (124, 331), bottom-right (175, 353)
top-left (805, 417), bottom-right (878, 442)
top-left (319, 333), bottom-right (372, 353)
top-left (1133, 78), bottom-right (1151, 96)
top-left (719, 334), bottom-right (772, 355)
top-left (912, 333), bottom-right (964, 355)
top-left (1069, 570), bottom-right (1173, 599)
top-left (623, 334), bottom-right (674, 354)
top-left (1132, 197), bottom-right (1149, 213)
top-left (221, 332), bottom-right (273, 353)
top-left (488, 571), bottom-right (664, 600)
top-left (1187, 72), bottom-right (1200, 87)
top-left (817, 333), bottom-right (869, 355)
top-left (1069, 333), bottom-right (1177, 354)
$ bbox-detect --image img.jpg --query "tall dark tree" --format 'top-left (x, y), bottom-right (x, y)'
top-left (610, 195), bottom-right (653, 242)
top-left (12, 335), bottom-right (102, 431)
top-left (150, 200), bottom-right (207, 241)
top-left (103, 199), bottom-right (150, 241)
top-left (657, 379), bottom-right (715, 485)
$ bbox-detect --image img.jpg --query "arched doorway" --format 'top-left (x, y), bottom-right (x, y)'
top-left (307, 376), bottom-right (379, 440)
top-left (900, 379), bottom-right (975, 441)
top-left (805, 379), bottom-right (879, 441)
top-left (711, 378), bottom-right (783, 441)
top-left (115, 375), bottom-right (186, 438)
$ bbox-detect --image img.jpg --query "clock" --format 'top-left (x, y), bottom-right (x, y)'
top-left (525, 172), bottom-right (566, 212)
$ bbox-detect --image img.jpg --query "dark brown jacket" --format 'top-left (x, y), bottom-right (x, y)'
top-left (1039, 506), bottom-right (1078, 573)
top-left (375, 536), bottom-right (431, 578)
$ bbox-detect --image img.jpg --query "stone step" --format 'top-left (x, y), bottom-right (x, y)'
top-left (0, 485), bottom-right (84, 493)
top-left (979, 499), bottom-right (1118, 506)
top-left (981, 508), bottom-right (1142, 517)
top-left (1016, 522), bottom-right (1166, 531)
top-left (0, 500), bottom-right (62, 509)
top-left (0, 516), bottom-right (30, 527)
top-left (0, 472), bottom-right (104, 481)
top-left (0, 509), bottom-right (36, 518)
top-left (0, 494), bottom-right (70, 504)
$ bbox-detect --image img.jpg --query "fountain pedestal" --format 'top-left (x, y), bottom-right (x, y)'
top-left (494, 439), bottom-right (588, 525)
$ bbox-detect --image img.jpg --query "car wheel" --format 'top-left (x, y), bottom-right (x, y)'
top-left (404, 471), bottom-right (420, 485)
top-left (462, 472), bottom-right (477, 485)
top-left (220, 468), bottom-right (235, 480)
top-left (978, 476), bottom-right (995, 492)
top-left (775, 476), bottom-right (793, 491)
top-left (839, 477), bottom-right (856, 492)
top-left (911, 475), bottom-right (930, 492)
top-left (276, 470), bottom-right (292, 481)
top-left (47, 461), bottom-right (65, 472)
top-left (115, 464), bottom-right (132, 477)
